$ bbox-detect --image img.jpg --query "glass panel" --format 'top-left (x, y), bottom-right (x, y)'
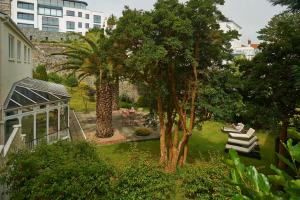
top-left (22, 115), bottom-right (34, 143)
top-left (49, 110), bottom-right (58, 135)
top-left (36, 112), bottom-right (47, 139)
top-left (4, 119), bottom-right (19, 144)
top-left (60, 107), bottom-right (68, 130)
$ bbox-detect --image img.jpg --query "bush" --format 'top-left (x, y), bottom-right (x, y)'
top-left (135, 127), bottom-right (152, 136)
top-left (33, 64), bottom-right (48, 81)
top-left (115, 152), bottom-right (175, 200)
top-left (48, 72), bottom-right (63, 84)
top-left (119, 101), bottom-right (135, 109)
top-left (3, 141), bottom-right (115, 200)
top-left (119, 93), bottom-right (134, 104)
top-left (64, 74), bottom-right (79, 88)
top-left (180, 163), bottom-right (237, 200)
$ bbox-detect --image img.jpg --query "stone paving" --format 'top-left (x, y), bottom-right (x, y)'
top-left (76, 111), bottom-right (160, 145)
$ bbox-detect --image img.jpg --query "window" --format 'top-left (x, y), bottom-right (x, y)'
top-left (85, 14), bottom-right (89, 19)
top-left (66, 10), bottom-right (75, 16)
top-left (42, 16), bottom-right (59, 32)
top-left (24, 46), bottom-right (27, 62)
top-left (17, 23), bottom-right (34, 28)
top-left (85, 23), bottom-right (89, 29)
top-left (9, 34), bottom-right (15, 60)
top-left (94, 15), bottom-right (101, 23)
top-left (38, 0), bottom-right (63, 6)
top-left (17, 1), bottom-right (34, 10)
top-left (28, 48), bottom-right (31, 63)
top-left (17, 12), bottom-right (34, 20)
top-left (17, 40), bottom-right (21, 61)
top-left (94, 24), bottom-right (101, 29)
top-left (66, 21), bottom-right (75, 30)
top-left (39, 7), bottom-right (63, 17)
top-left (78, 12), bottom-right (82, 17)
top-left (78, 22), bottom-right (82, 28)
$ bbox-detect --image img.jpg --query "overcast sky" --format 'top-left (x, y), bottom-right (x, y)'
top-left (88, 0), bottom-right (285, 43)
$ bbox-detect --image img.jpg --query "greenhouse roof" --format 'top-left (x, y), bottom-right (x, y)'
top-left (4, 78), bottom-right (70, 110)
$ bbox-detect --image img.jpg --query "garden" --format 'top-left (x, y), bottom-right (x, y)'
top-left (1, 0), bottom-right (300, 199)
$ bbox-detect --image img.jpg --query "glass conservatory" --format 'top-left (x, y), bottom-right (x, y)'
top-left (2, 78), bottom-right (71, 149)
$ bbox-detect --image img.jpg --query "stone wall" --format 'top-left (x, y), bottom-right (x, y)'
top-left (0, 0), bottom-right (11, 16)
top-left (20, 28), bottom-right (76, 43)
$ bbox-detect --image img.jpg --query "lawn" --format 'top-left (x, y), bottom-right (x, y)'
top-left (69, 86), bottom-right (278, 174)
top-left (97, 121), bottom-right (277, 174)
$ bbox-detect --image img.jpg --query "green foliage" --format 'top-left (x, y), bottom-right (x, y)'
top-left (239, 12), bottom-right (300, 129)
top-left (64, 74), bottom-right (79, 88)
top-left (114, 152), bottom-right (175, 200)
top-left (33, 64), bottom-right (48, 81)
top-left (119, 93), bottom-right (134, 104)
top-left (135, 127), bottom-right (152, 136)
top-left (180, 164), bottom-right (237, 200)
top-left (2, 141), bottom-right (115, 200)
top-left (227, 137), bottom-right (300, 200)
top-left (268, 0), bottom-right (300, 12)
top-left (47, 72), bottom-right (63, 84)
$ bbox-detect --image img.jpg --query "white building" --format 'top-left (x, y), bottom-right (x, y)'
top-left (219, 20), bottom-right (242, 48)
top-left (10, 0), bottom-right (105, 35)
top-left (0, 12), bottom-right (71, 161)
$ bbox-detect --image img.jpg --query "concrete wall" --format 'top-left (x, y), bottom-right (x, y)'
top-left (0, 0), bottom-right (11, 16)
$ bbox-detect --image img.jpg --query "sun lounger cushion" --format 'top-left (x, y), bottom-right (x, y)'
top-left (229, 128), bottom-right (255, 139)
top-left (228, 136), bottom-right (258, 146)
top-left (222, 123), bottom-right (245, 133)
top-left (226, 142), bottom-right (258, 153)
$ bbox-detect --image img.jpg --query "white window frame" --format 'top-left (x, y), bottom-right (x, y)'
top-left (17, 40), bottom-right (22, 62)
top-left (9, 34), bottom-right (15, 61)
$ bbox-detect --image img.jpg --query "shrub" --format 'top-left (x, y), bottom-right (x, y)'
top-left (135, 128), bottom-right (152, 136)
top-left (180, 163), bottom-right (237, 200)
top-left (48, 72), bottom-right (63, 84)
top-left (115, 152), bottom-right (175, 200)
top-left (119, 93), bottom-right (134, 104)
top-left (119, 101), bottom-right (135, 109)
top-left (33, 64), bottom-right (48, 81)
top-left (3, 141), bottom-right (115, 200)
top-left (64, 74), bottom-right (79, 88)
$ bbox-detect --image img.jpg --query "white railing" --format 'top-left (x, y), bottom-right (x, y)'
top-left (26, 129), bottom-right (70, 150)
top-left (1, 125), bottom-right (23, 158)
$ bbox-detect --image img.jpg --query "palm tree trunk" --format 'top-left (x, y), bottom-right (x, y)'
top-left (96, 83), bottom-right (113, 138)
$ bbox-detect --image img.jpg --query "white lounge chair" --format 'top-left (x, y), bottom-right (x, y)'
top-left (229, 128), bottom-right (255, 139)
top-left (225, 142), bottom-right (258, 153)
top-left (228, 136), bottom-right (258, 146)
top-left (222, 123), bottom-right (245, 133)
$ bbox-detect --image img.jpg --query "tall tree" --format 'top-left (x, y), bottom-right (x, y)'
top-left (268, 0), bottom-right (300, 11)
top-left (240, 12), bottom-right (300, 168)
top-left (114, 0), bottom-right (236, 172)
top-left (54, 30), bottom-right (114, 138)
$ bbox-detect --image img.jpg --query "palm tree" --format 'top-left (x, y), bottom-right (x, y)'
top-left (54, 30), bottom-right (114, 138)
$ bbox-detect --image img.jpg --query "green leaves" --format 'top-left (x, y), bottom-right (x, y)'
top-left (226, 150), bottom-right (278, 200)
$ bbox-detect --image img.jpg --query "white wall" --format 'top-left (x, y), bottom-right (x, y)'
top-left (0, 20), bottom-right (33, 106)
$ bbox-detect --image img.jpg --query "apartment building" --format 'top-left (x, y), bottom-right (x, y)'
top-left (10, 0), bottom-right (105, 34)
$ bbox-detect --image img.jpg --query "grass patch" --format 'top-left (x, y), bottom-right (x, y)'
top-left (68, 87), bottom-right (96, 112)
top-left (97, 121), bottom-right (277, 174)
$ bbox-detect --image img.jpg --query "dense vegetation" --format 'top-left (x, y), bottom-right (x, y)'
top-left (2, 141), bottom-right (237, 200)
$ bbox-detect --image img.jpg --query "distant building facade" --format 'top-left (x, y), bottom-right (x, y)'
top-left (220, 20), bottom-right (242, 48)
top-left (10, 0), bottom-right (105, 35)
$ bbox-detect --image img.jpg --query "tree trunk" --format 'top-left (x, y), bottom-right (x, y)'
top-left (96, 83), bottom-right (113, 138)
top-left (278, 120), bottom-right (288, 169)
top-left (158, 96), bottom-right (167, 165)
top-left (112, 78), bottom-right (119, 111)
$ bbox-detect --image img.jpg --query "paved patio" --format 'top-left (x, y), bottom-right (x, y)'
top-left (75, 111), bottom-right (160, 145)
